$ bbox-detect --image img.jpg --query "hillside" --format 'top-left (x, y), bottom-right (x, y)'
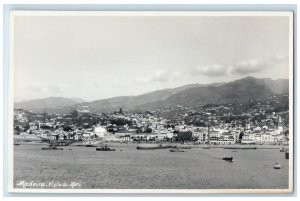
top-left (14, 97), bottom-right (84, 113)
top-left (14, 77), bottom-right (289, 113)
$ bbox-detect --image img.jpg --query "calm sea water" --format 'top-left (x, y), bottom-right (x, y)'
top-left (13, 144), bottom-right (289, 189)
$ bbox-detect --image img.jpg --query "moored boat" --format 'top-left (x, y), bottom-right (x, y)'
top-left (137, 144), bottom-right (176, 150)
top-left (96, 144), bottom-right (115, 151)
top-left (222, 156), bottom-right (234, 162)
top-left (96, 147), bottom-right (116, 151)
top-left (169, 148), bottom-right (184, 152)
top-left (137, 144), bottom-right (161, 150)
top-left (224, 147), bottom-right (257, 150)
top-left (85, 144), bottom-right (97, 147)
top-left (274, 163), bottom-right (281, 169)
top-left (161, 144), bottom-right (177, 149)
top-left (177, 145), bottom-right (192, 149)
top-left (280, 147), bottom-right (286, 152)
top-left (41, 146), bottom-right (63, 150)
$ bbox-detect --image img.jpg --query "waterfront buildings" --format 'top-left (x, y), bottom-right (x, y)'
top-left (13, 105), bottom-right (289, 145)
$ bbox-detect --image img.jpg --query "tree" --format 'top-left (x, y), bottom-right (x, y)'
top-left (70, 110), bottom-right (79, 118)
top-left (239, 131), bottom-right (244, 141)
top-left (176, 131), bottom-right (193, 142)
top-left (63, 126), bottom-right (73, 132)
top-left (145, 127), bottom-right (152, 133)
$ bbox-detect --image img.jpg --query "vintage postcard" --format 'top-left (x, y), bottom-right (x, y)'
top-left (8, 11), bottom-right (294, 193)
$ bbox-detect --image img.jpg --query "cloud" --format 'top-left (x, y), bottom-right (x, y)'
top-left (191, 55), bottom-right (288, 77)
top-left (48, 84), bottom-right (66, 93)
top-left (191, 64), bottom-right (229, 77)
top-left (135, 69), bottom-right (176, 84)
top-left (28, 84), bottom-right (67, 94)
top-left (230, 60), bottom-right (265, 75)
top-left (152, 70), bottom-right (172, 82)
top-left (230, 55), bottom-right (288, 75)
top-left (270, 55), bottom-right (289, 63)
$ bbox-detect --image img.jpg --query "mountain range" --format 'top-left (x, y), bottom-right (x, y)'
top-left (15, 97), bottom-right (84, 112)
top-left (14, 76), bottom-right (289, 114)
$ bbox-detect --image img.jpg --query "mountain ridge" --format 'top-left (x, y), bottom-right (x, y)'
top-left (14, 97), bottom-right (84, 112)
top-left (14, 77), bottom-right (289, 113)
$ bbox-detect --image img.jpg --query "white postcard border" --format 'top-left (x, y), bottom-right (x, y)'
top-left (7, 10), bottom-right (294, 194)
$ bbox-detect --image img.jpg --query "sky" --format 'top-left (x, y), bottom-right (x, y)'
top-left (13, 14), bottom-right (291, 102)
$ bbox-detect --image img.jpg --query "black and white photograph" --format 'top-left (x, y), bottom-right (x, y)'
top-left (8, 11), bottom-right (294, 193)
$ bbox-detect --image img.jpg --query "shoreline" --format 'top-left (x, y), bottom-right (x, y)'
top-left (14, 140), bottom-right (286, 150)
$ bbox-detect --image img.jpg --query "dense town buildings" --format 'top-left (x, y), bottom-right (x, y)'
top-left (13, 96), bottom-right (289, 146)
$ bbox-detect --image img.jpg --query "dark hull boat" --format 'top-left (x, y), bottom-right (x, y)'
top-left (223, 156), bottom-right (234, 162)
top-left (86, 144), bottom-right (97, 147)
top-left (41, 146), bottom-right (63, 150)
top-left (169, 148), bottom-right (184, 152)
top-left (274, 163), bottom-right (281, 169)
top-left (285, 150), bottom-right (289, 159)
top-left (96, 147), bottom-right (116, 151)
top-left (280, 147), bottom-right (286, 152)
top-left (137, 144), bottom-right (176, 150)
top-left (177, 145), bottom-right (192, 149)
top-left (224, 147), bottom-right (256, 150)
top-left (137, 144), bottom-right (160, 150)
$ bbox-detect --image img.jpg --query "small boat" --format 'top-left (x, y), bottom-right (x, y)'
top-left (96, 144), bottom-right (115, 151)
top-left (85, 144), bottom-right (97, 147)
top-left (161, 144), bottom-right (177, 149)
top-left (169, 148), bottom-right (184, 152)
top-left (222, 156), bottom-right (234, 162)
top-left (224, 147), bottom-right (257, 150)
top-left (137, 144), bottom-right (176, 150)
top-left (274, 163), bottom-right (281, 169)
top-left (202, 147), bottom-right (211, 149)
top-left (14, 143), bottom-right (21, 146)
top-left (177, 145), bottom-right (192, 149)
top-left (280, 147), bottom-right (286, 152)
top-left (41, 146), bottom-right (63, 150)
top-left (232, 150), bottom-right (237, 152)
top-left (137, 144), bottom-right (161, 150)
top-left (96, 147), bottom-right (116, 151)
